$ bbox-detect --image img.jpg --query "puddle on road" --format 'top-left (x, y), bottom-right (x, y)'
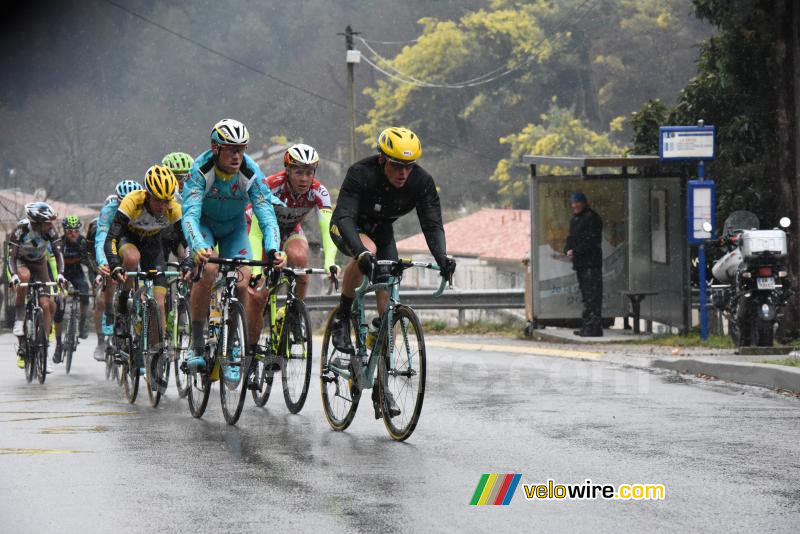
top-left (40, 425), bottom-right (109, 434)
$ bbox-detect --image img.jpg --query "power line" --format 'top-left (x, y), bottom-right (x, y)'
top-left (360, 36), bottom-right (420, 45)
top-left (101, 0), bottom-right (497, 162)
top-left (357, 0), bottom-right (597, 89)
top-left (103, 0), bottom-right (347, 111)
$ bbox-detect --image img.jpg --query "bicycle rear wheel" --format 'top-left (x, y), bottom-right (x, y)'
top-left (172, 299), bottom-right (191, 399)
top-left (282, 299), bottom-right (312, 414)
top-left (187, 346), bottom-right (212, 419)
top-left (320, 306), bottom-right (359, 431)
top-left (64, 302), bottom-right (77, 375)
top-left (145, 299), bottom-right (168, 408)
top-left (219, 301), bottom-right (249, 425)
top-left (379, 305), bottom-right (426, 441)
top-left (35, 309), bottom-right (47, 384)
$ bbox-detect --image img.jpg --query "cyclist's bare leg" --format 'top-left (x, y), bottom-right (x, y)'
top-left (120, 245), bottom-right (140, 293)
top-left (234, 266), bottom-right (259, 345)
top-left (189, 250), bottom-right (219, 352)
top-left (153, 288), bottom-right (168, 349)
top-left (341, 235), bottom-right (387, 314)
top-left (246, 280), bottom-right (267, 341)
top-left (285, 237), bottom-right (309, 300)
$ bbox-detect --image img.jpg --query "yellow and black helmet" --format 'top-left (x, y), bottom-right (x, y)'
top-left (144, 165), bottom-right (178, 200)
top-left (377, 127), bottom-right (422, 162)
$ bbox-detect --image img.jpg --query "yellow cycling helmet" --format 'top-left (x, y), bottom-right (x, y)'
top-left (377, 127), bottom-right (422, 162)
top-left (144, 165), bottom-right (177, 200)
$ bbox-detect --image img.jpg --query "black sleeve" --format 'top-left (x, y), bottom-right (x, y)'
top-left (415, 174), bottom-right (446, 264)
top-left (168, 220), bottom-right (187, 258)
top-left (7, 231), bottom-right (20, 276)
top-left (79, 236), bottom-right (97, 275)
top-left (331, 166), bottom-right (368, 258)
top-left (104, 210), bottom-right (131, 269)
top-left (47, 229), bottom-right (64, 275)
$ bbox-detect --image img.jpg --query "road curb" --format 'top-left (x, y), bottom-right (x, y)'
top-left (652, 358), bottom-right (800, 394)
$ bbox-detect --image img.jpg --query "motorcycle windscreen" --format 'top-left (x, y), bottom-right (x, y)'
top-left (723, 210), bottom-right (759, 235)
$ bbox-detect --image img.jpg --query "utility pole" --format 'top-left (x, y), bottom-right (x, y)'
top-left (338, 25), bottom-right (360, 164)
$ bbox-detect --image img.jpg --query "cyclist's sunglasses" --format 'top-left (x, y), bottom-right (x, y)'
top-left (385, 157), bottom-right (416, 170)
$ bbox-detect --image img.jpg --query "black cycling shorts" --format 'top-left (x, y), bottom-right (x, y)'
top-left (119, 236), bottom-right (167, 289)
top-left (330, 221), bottom-right (398, 282)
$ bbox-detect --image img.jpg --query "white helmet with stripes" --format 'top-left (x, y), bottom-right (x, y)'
top-left (210, 118), bottom-right (249, 146)
top-left (284, 143), bottom-right (320, 167)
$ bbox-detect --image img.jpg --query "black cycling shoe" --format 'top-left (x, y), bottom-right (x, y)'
top-left (114, 316), bottom-right (128, 338)
top-left (330, 315), bottom-right (354, 354)
top-left (52, 343), bottom-right (63, 364)
top-left (78, 317), bottom-right (88, 339)
top-left (372, 387), bottom-right (400, 419)
top-left (246, 368), bottom-right (262, 392)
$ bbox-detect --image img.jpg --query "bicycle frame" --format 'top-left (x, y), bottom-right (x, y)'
top-left (122, 270), bottom-right (179, 364)
top-left (331, 260), bottom-right (447, 388)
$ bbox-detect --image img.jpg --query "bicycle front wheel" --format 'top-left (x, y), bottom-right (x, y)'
top-left (281, 299), bottom-right (312, 414)
top-left (219, 301), bottom-right (250, 425)
top-left (172, 299), bottom-right (191, 399)
top-left (379, 305), bottom-right (426, 441)
top-left (23, 310), bottom-right (35, 383)
top-left (64, 303), bottom-right (78, 375)
top-left (320, 306), bottom-right (359, 431)
top-left (145, 299), bottom-right (168, 408)
top-left (35, 309), bottom-right (47, 384)
top-left (119, 318), bottom-right (139, 403)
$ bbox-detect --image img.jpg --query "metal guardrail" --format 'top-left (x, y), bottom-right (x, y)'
top-left (302, 288), bottom-right (525, 311)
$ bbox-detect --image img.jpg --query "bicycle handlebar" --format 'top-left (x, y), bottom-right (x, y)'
top-left (18, 281), bottom-right (58, 288)
top-left (356, 259), bottom-right (449, 297)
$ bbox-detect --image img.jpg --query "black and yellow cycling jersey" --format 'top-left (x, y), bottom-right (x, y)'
top-left (104, 190), bottom-right (186, 273)
top-left (116, 189), bottom-right (181, 238)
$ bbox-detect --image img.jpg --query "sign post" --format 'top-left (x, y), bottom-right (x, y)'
top-left (660, 121), bottom-right (716, 341)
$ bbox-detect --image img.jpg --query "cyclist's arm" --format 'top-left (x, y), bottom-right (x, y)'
top-left (415, 174), bottom-right (447, 265)
top-left (95, 202), bottom-right (115, 267)
top-left (249, 180), bottom-right (281, 256)
top-left (318, 208), bottom-right (337, 270)
top-left (7, 233), bottom-right (20, 277)
top-left (181, 167), bottom-right (206, 254)
top-left (47, 230), bottom-right (64, 275)
top-left (313, 182), bottom-right (337, 270)
top-left (104, 211), bottom-right (131, 270)
top-left (332, 168), bottom-right (367, 258)
top-left (248, 211), bottom-right (264, 276)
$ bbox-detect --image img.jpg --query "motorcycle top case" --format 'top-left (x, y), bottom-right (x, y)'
top-left (740, 230), bottom-right (787, 259)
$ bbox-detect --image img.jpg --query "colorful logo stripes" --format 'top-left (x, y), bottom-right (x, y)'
top-left (470, 474), bottom-right (522, 505)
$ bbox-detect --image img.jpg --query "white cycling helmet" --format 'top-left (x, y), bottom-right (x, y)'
top-left (211, 118), bottom-right (249, 146)
top-left (25, 202), bottom-right (57, 223)
top-left (284, 143), bottom-right (320, 167)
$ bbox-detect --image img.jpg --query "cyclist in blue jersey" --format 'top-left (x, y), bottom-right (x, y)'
top-left (181, 118), bottom-right (285, 378)
top-left (92, 180), bottom-right (142, 361)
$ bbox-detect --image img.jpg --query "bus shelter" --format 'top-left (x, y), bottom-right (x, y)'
top-left (525, 155), bottom-right (689, 334)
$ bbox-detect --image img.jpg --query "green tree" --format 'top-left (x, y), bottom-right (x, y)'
top-left (491, 102), bottom-right (624, 205)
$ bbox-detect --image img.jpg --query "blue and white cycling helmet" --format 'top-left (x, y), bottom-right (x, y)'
top-left (211, 118), bottom-right (249, 146)
top-left (115, 180), bottom-right (143, 201)
top-left (25, 202), bottom-right (57, 223)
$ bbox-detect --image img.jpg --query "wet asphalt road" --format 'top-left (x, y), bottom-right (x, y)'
top-left (1, 332), bottom-right (799, 533)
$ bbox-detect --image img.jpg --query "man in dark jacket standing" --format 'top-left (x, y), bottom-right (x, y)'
top-left (564, 191), bottom-right (603, 337)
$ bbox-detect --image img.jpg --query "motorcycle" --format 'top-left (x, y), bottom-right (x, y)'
top-left (708, 211), bottom-right (792, 347)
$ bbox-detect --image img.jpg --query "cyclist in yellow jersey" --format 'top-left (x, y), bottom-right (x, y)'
top-left (104, 166), bottom-right (190, 341)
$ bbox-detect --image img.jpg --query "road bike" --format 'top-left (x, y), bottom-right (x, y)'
top-left (59, 285), bottom-right (89, 375)
top-left (320, 259), bottom-right (448, 441)
top-left (114, 269), bottom-right (179, 407)
top-left (183, 257), bottom-right (263, 425)
top-left (165, 262), bottom-right (191, 399)
top-left (251, 266), bottom-right (335, 413)
top-left (18, 281), bottom-right (58, 384)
